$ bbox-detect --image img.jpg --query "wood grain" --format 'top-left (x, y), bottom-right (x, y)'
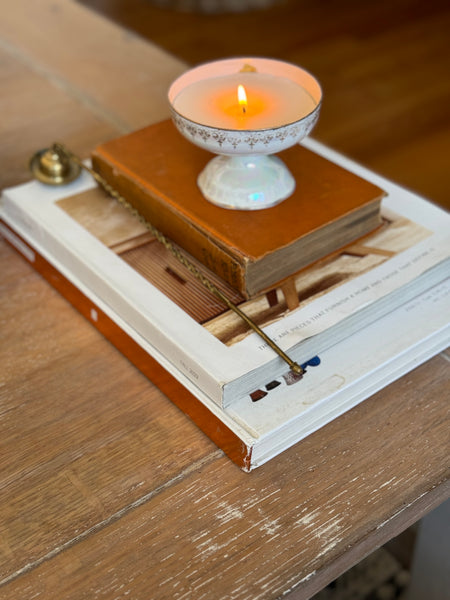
top-left (0, 1), bottom-right (449, 599)
top-left (0, 0), bottom-right (185, 190)
top-left (1, 356), bottom-right (448, 598)
top-left (0, 45), bottom-right (117, 191)
top-left (0, 0), bottom-right (185, 131)
top-left (0, 240), bottom-right (218, 582)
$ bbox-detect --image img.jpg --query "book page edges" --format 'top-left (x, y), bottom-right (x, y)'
top-left (246, 199), bottom-right (384, 296)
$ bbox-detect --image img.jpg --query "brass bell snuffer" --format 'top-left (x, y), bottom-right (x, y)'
top-left (30, 144), bottom-right (81, 186)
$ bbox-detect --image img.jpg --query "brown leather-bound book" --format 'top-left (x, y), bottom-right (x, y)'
top-left (92, 119), bottom-right (385, 298)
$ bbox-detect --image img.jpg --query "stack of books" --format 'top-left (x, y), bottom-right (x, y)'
top-left (1, 122), bottom-right (448, 470)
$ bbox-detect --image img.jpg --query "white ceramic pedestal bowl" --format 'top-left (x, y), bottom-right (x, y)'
top-left (169, 58), bottom-right (322, 210)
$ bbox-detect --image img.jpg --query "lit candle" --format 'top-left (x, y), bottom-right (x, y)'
top-left (169, 58), bottom-right (321, 131)
top-left (168, 58), bottom-right (322, 209)
top-left (238, 84), bottom-right (247, 114)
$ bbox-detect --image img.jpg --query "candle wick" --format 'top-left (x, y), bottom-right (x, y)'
top-left (242, 105), bottom-right (246, 114)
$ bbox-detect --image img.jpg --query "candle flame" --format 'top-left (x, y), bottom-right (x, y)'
top-left (237, 84), bottom-right (247, 114)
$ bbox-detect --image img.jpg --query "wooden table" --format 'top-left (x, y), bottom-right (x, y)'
top-left (1, 2), bottom-right (448, 598)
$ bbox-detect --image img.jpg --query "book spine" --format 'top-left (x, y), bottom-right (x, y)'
top-left (91, 153), bottom-right (249, 296)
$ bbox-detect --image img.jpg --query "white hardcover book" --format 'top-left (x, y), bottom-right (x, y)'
top-left (1, 139), bottom-right (449, 411)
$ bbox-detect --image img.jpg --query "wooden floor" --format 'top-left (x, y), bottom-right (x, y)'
top-left (80, 0), bottom-right (450, 210)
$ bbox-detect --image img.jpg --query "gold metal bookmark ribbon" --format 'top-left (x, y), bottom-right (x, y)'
top-left (31, 143), bottom-right (304, 376)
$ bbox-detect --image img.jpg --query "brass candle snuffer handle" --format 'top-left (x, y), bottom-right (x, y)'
top-left (30, 143), bottom-right (304, 377)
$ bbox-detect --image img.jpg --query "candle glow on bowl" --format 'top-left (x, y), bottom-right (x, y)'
top-left (168, 57), bottom-right (322, 210)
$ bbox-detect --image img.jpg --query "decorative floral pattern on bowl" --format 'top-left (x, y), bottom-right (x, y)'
top-left (168, 57), bottom-right (322, 209)
top-left (170, 106), bottom-right (321, 156)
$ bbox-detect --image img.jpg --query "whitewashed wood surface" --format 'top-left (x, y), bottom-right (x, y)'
top-left (0, 2), bottom-right (449, 599)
